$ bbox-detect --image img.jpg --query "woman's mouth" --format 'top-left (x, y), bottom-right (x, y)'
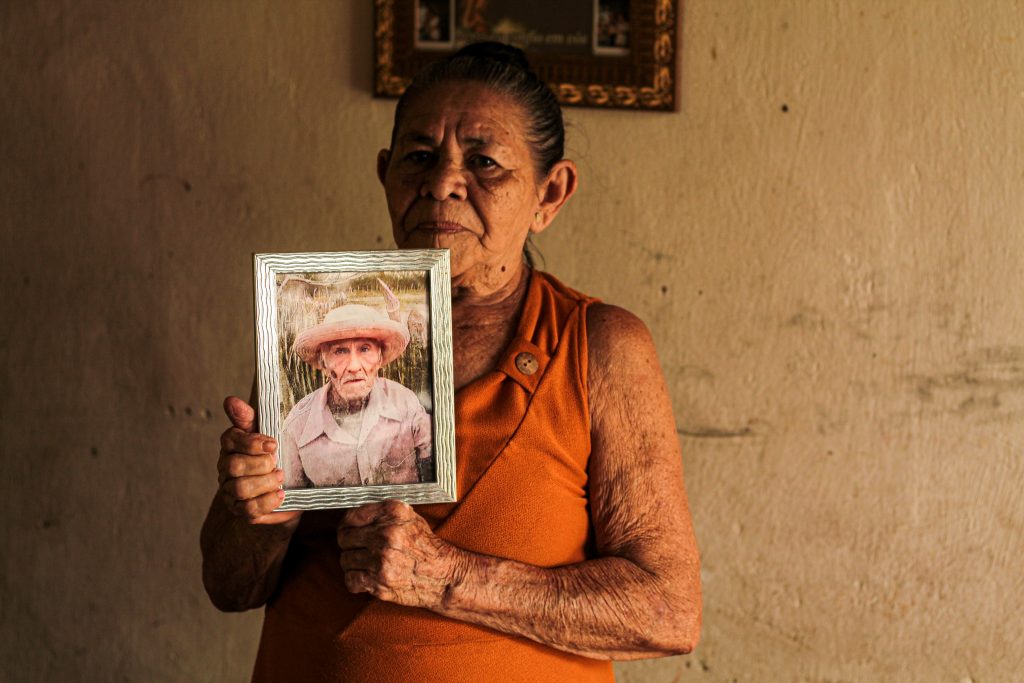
top-left (415, 221), bottom-right (464, 233)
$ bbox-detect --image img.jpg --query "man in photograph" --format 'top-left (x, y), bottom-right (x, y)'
top-left (280, 303), bottom-right (433, 488)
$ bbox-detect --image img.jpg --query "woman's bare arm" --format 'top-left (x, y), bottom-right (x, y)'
top-left (337, 303), bottom-right (701, 659)
top-left (200, 397), bottom-right (301, 612)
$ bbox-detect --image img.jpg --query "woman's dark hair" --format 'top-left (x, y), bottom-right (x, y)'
top-left (389, 41), bottom-right (565, 176)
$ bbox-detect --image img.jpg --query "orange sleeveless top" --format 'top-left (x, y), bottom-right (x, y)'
top-left (251, 270), bottom-right (613, 683)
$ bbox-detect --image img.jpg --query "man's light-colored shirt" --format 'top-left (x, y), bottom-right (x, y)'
top-left (280, 378), bottom-right (431, 487)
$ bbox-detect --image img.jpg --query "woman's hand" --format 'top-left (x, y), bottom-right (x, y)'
top-left (218, 396), bottom-right (301, 527)
top-left (337, 500), bottom-right (464, 609)
top-left (200, 396), bottom-right (301, 612)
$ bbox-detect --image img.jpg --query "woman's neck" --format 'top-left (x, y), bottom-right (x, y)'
top-left (448, 263), bottom-right (532, 391)
top-left (451, 262), bottom-right (530, 325)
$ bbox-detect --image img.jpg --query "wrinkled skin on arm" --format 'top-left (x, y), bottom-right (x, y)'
top-left (335, 303), bottom-right (701, 659)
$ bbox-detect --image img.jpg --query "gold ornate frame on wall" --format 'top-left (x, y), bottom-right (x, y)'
top-left (374, 0), bottom-right (680, 111)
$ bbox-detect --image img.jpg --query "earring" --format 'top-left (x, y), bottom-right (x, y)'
top-left (534, 212), bottom-right (541, 223)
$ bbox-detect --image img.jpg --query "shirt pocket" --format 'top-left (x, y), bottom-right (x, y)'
top-left (362, 421), bottom-right (416, 485)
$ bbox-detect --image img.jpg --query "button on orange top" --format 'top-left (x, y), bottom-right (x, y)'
top-left (515, 351), bottom-right (539, 375)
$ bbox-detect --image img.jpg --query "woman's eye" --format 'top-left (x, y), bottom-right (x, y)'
top-left (470, 155), bottom-right (498, 169)
top-left (403, 150), bottom-right (434, 164)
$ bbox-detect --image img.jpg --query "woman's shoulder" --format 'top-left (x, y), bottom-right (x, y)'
top-left (586, 303), bottom-right (654, 354)
top-left (529, 271), bottom-right (656, 367)
top-left (585, 303), bottom-right (660, 397)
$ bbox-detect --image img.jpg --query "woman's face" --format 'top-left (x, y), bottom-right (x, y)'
top-left (379, 82), bottom-right (543, 290)
top-left (321, 338), bottom-right (383, 403)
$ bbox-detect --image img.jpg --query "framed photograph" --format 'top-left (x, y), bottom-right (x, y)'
top-left (253, 250), bottom-right (456, 511)
top-left (375, 0), bottom-right (680, 111)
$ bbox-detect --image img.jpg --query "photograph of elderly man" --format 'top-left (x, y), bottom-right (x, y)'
top-left (279, 297), bottom-right (433, 489)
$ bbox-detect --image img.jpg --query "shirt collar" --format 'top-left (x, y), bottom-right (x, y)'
top-left (295, 378), bottom-right (403, 448)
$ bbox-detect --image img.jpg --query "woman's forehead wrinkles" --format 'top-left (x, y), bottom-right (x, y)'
top-left (400, 111), bottom-right (515, 146)
top-left (399, 130), bottom-right (437, 146)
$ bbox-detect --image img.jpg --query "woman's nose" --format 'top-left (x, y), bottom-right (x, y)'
top-left (420, 159), bottom-right (467, 201)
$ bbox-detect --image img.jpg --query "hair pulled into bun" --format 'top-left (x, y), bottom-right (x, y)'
top-left (452, 41), bottom-right (532, 72)
top-left (389, 41), bottom-right (565, 176)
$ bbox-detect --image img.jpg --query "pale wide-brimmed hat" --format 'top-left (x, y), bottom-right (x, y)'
top-left (292, 304), bottom-right (410, 370)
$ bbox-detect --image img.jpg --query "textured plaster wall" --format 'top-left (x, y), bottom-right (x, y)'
top-left (1, 1), bottom-right (1021, 682)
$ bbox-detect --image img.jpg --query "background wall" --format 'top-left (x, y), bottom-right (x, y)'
top-left (2, 1), bottom-right (1021, 681)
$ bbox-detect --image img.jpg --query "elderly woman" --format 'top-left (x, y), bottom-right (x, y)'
top-left (281, 303), bottom-right (432, 488)
top-left (201, 42), bottom-right (701, 681)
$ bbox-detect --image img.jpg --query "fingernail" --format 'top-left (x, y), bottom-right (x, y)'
top-left (276, 470), bottom-right (285, 483)
top-left (265, 440), bottom-right (277, 453)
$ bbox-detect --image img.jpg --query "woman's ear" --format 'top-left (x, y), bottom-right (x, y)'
top-left (532, 159), bottom-right (579, 234)
top-left (377, 149), bottom-right (391, 186)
